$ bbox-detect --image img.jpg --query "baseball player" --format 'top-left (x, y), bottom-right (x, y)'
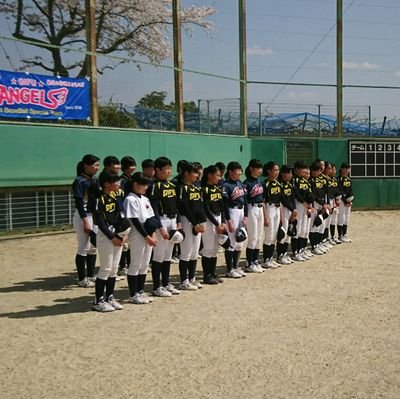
top-left (72, 154), bottom-right (100, 288)
top-left (309, 162), bottom-right (328, 255)
top-left (277, 165), bottom-right (297, 264)
top-left (147, 157), bottom-right (181, 297)
top-left (291, 161), bottom-right (315, 261)
top-left (124, 172), bottom-right (158, 304)
top-left (118, 156), bottom-right (137, 276)
top-left (243, 159), bottom-right (265, 273)
top-left (120, 156), bottom-right (137, 195)
top-left (328, 164), bottom-right (342, 244)
top-left (262, 161), bottom-right (282, 269)
top-left (92, 171), bottom-right (127, 312)
top-left (337, 162), bottom-right (354, 243)
top-left (141, 159), bottom-right (155, 181)
top-left (222, 161), bottom-right (248, 278)
top-left (176, 162), bottom-right (207, 290)
top-left (201, 165), bottom-right (227, 284)
top-left (215, 161), bottom-right (226, 188)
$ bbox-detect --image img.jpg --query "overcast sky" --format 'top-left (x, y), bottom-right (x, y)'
top-left (0, 0), bottom-right (399, 120)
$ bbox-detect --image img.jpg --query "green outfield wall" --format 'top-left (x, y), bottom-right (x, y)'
top-left (1, 123), bottom-right (399, 208)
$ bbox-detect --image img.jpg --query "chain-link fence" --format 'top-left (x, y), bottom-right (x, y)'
top-left (0, 0), bottom-right (399, 136)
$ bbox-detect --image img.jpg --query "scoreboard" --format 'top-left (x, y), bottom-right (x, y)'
top-left (349, 141), bottom-right (400, 178)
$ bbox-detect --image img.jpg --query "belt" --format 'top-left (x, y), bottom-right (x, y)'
top-left (268, 203), bottom-right (280, 207)
top-left (231, 205), bottom-right (243, 209)
top-left (162, 214), bottom-right (176, 219)
top-left (249, 203), bottom-right (263, 208)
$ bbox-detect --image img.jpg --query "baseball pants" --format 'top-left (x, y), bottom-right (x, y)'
top-left (180, 216), bottom-right (202, 261)
top-left (247, 204), bottom-right (264, 250)
top-left (201, 215), bottom-right (221, 258)
top-left (152, 216), bottom-right (177, 263)
top-left (73, 210), bottom-right (97, 256)
top-left (96, 230), bottom-right (123, 280)
top-left (128, 229), bottom-right (152, 276)
top-left (263, 204), bottom-right (280, 245)
top-left (227, 208), bottom-right (245, 251)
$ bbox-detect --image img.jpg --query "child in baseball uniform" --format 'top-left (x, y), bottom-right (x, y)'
top-left (118, 156), bottom-right (137, 276)
top-left (337, 162), bottom-right (354, 243)
top-left (328, 164), bottom-right (342, 244)
top-left (124, 172), bottom-right (159, 304)
top-left (222, 161), bottom-right (248, 278)
top-left (243, 159), bottom-right (265, 273)
top-left (262, 161), bottom-right (282, 269)
top-left (277, 165), bottom-right (297, 265)
top-left (147, 157), bottom-right (181, 297)
top-left (201, 165), bottom-right (227, 284)
top-left (142, 159), bottom-right (155, 181)
top-left (176, 162), bottom-right (207, 290)
top-left (72, 154), bottom-right (100, 288)
top-left (92, 172), bottom-right (128, 312)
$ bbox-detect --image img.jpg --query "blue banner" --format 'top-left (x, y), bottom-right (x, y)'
top-left (0, 69), bottom-right (90, 120)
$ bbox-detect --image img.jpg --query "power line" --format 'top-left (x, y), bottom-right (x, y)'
top-left (247, 28), bottom-right (400, 42)
top-left (263, 0), bottom-right (357, 110)
top-left (247, 13), bottom-right (400, 26)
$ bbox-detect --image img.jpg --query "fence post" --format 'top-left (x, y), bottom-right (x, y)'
top-left (336, 0), bottom-right (343, 137)
top-left (258, 102), bottom-right (262, 136)
top-left (207, 100), bottom-right (211, 134)
top-left (318, 104), bottom-right (321, 137)
top-left (368, 105), bottom-right (372, 137)
top-left (198, 99), bottom-right (201, 133)
top-left (172, 0), bottom-right (184, 132)
top-left (85, 0), bottom-right (99, 127)
top-left (239, 0), bottom-right (248, 137)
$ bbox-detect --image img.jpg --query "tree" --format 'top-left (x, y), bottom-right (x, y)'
top-left (0, 0), bottom-right (215, 77)
top-left (137, 91), bottom-right (199, 113)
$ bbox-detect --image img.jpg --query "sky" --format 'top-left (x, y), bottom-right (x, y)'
top-left (0, 0), bottom-right (399, 121)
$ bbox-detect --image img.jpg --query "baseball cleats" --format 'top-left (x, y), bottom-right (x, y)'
top-left (225, 269), bottom-right (242, 278)
top-left (129, 293), bottom-right (151, 304)
top-left (245, 263), bottom-right (263, 273)
top-left (78, 278), bottom-right (95, 288)
top-left (164, 284), bottom-right (181, 295)
top-left (152, 287), bottom-right (172, 297)
top-left (107, 295), bottom-right (123, 310)
top-left (92, 298), bottom-right (115, 312)
top-left (312, 247), bottom-right (324, 255)
top-left (189, 278), bottom-right (203, 289)
top-left (178, 280), bottom-right (198, 290)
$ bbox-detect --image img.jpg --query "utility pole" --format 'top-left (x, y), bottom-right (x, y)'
top-left (239, 0), bottom-right (248, 136)
top-left (86, 0), bottom-right (99, 127)
top-left (172, 0), bottom-right (184, 132)
top-left (337, 0), bottom-right (343, 136)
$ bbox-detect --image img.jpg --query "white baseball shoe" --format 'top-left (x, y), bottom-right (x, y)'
top-left (164, 284), bottom-right (181, 294)
top-left (152, 287), bottom-right (172, 297)
top-left (78, 278), bottom-right (95, 288)
top-left (92, 298), bottom-right (115, 312)
top-left (107, 295), bottom-right (123, 310)
top-left (178, 280), bottom-right (198, 290)
top-left (225, 269), bottom-right (242, 278)
top-left (129, 293), bottom-right (150, 304)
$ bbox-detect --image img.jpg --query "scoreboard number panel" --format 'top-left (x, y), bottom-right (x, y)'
top-left (349, 141), bottom-right (400, 178)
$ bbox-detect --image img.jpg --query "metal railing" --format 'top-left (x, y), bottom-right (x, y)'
top-left (0, 188), bottom-right (74, 233)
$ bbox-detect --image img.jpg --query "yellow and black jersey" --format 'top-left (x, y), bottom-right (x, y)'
top-left (327, 176), bottom-right (340, 200)
top-left (338, 175), bottom-right (354, 202)
top-left (147, 178), bottom-right (178, 217)
top-left (94, 191), bottom-right (124, 240)
top-left (310, 176), bottom-right (326, 205)
top-left (202, 184), bottom-right (225, 226)
top-left (279, 180), bottom-right (295, 211)
top-left (293, 177), bottom-right (313, 204)
top-left (177, 183), bottom-right (207, 225)
top-left (264, 179), bottom-right (282, 205)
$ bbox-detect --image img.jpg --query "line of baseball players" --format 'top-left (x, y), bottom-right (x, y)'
top-left (72, 155), bottom-right (354, 312)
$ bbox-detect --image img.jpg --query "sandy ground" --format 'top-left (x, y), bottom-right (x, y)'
top-left (0, 210), bottom-right (399, 399)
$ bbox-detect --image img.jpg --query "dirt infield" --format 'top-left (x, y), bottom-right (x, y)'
top-left (0, 210), bottom-right (399, 399)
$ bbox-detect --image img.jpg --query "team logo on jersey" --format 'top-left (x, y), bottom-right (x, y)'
top-left (250, 184), bottom-right (263, 197)
top-left (270, 186), bottom-right (281, 195)
top-left (284, 188), bottom-right (292, 196)
top-left (190, 192), bottom-right (201, 201)
top-left (231, 186), bottom-right (245, 200)
top-left (162, 189), bottom-right (176, 197)
top-left (210, 192), bottom-right (222, 201)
